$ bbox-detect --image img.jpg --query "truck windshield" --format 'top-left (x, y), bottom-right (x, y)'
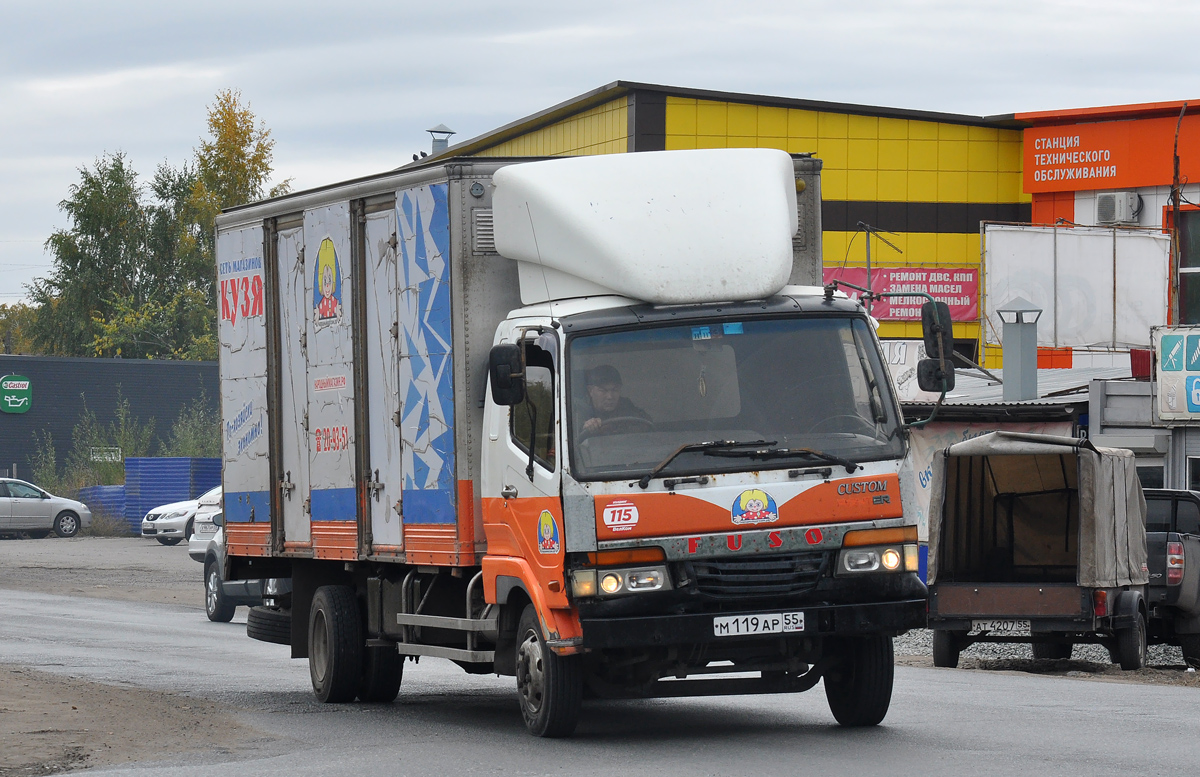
top-left (566, 316), bottom-right (904, 480)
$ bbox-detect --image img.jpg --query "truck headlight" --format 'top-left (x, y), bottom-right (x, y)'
top-left (570, 566), bottom-right (671, 597)
top-left (839, 544), bottom-right (919, 574)
top-left (843, 549), bottom-right (880, 572)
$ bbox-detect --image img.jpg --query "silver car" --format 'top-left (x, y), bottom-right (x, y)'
top-left (0, 478), bottom-right (92, 538)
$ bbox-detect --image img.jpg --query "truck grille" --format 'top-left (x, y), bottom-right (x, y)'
top-left (690, 552), bottom-right (828, 599)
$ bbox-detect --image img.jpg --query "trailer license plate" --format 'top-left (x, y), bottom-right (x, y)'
top-left (713, 612), bottom-right (805, 637)
top-left (970, 619), bottom-right (1030, 636)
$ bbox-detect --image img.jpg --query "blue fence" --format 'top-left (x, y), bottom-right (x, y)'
top-left (122, 457), bottom-right (221, 530)
top-left (78, 485), bottom-right (126, 522)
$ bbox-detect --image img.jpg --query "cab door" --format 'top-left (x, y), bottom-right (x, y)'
top-left (482, 328), bottom-right (564, 572)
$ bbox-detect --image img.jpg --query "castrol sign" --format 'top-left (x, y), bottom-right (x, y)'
top-left (602, 500), bottom-right (639, 532)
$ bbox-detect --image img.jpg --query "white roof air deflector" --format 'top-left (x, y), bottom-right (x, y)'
top-left (492, 149), bottom-right (799, 305)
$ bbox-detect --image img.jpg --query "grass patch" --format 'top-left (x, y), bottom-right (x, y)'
top-left (81, 512), bottom-right (133, 538)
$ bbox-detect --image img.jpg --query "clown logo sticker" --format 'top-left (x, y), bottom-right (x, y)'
top-left (732, 489), bottom-right (779, 525)
top-left (312, 237), bottom-right (344, 326)
top-left (537, 510), bottom-right (561, 554)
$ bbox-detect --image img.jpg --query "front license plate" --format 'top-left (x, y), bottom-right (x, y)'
top-left (713, 611), bottom-right (805, 637)
top-left (970, 619), bottom-right (1030, 636)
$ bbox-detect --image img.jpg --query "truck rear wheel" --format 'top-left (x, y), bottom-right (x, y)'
top-left (1116, 612), bottom-right (1147, 671)
top-left (515, 604), bottom-right (582, 737)
top-left (931, 630), bottom-right (961, 668)
top-left (1032, 641), bottom-right (1073, 660)
top-left (824, 635), bottom-right (894, 727)
top-left (358, 645), bottom-right (403, 703)
top-left (309, 586), bottom-right (363, 703)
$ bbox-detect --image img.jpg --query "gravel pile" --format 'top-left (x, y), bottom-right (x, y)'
top-left (896, 628), bottom-right (1185, 666)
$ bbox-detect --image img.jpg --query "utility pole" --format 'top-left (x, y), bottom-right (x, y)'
top-left (855, 221), bottom-right (903, 315)
top-left (1171, 103), bottom-right (1187, 324)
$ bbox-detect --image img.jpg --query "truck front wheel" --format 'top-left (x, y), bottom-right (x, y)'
top-left (823, 635), bottom-right (894, 727)
top-left (309, 585), bottom-right (363, 703)
top-left (515, 604), bottom-right (582, 737)
top-left (358, 644), bottom-right (403, 703)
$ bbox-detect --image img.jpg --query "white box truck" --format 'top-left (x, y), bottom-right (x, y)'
top-left (216, 148), bottom-right (929, 737)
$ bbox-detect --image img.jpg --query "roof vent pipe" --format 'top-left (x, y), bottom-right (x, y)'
top-left (997, 296), bottom-right (1043, 402)
top-left (427, 124), bottom-right (455, 155)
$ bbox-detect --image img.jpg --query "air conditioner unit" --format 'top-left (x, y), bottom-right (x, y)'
top-left (1095, 192), bottom-right (1141, 225)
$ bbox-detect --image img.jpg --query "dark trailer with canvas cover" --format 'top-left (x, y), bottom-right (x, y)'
top-left (925, 432), bottom-right (1150, 668)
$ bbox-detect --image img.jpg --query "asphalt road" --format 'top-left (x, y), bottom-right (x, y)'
top-left (3, 587), bottom-right (1200, 776)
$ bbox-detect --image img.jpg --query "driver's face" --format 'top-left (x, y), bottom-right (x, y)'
top-left (587, 382), bottom-right (621, 413)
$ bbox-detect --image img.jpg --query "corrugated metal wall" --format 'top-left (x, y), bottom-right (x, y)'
top-left (123, 457), bottom-right (221, 530)
top-left (77, 485), bottom-right (126, 521)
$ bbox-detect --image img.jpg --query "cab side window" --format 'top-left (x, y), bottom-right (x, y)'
top-left (510, 343), bottom-right (556, 471)
top-left (1178, 499), bottom-right (1200, 535)
top-left (0, 483), bottom-right (9, 497)
top-left (1146, 498), bottom-right (1173, 532)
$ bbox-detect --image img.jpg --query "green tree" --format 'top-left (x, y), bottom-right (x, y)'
top-left (162, 391), bottom-right (221, 458)
top-left (29, 152), bottom-right (147, 355)
top-left (26, 90), bottom-right (289, 361)
top-left (64, 393), bottom-right (156, 486)
top-left (0, 303), bottom-right (37, 354)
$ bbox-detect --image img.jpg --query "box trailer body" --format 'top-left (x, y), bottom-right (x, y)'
top-left (216, 149), bottom-right (927, 736)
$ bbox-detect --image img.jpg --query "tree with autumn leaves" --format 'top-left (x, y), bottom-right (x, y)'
top-left (27, 90), bottom-right (290, 359)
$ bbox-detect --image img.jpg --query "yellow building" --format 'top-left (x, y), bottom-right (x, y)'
top-left (439, 81), bottom-right (1030, 357)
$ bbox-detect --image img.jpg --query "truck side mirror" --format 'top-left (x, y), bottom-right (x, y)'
top-left (917, 358), bottom-right (955, 392)
top-left (918, 300), bottom-right (955, 393)
top-left (489, 344), bottom-right (526, 406)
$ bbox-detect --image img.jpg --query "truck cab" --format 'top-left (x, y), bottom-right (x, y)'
top-left (479, 289), bottom-right (926, 732)
top-left (1143, 489), bottom-right (1200, 666)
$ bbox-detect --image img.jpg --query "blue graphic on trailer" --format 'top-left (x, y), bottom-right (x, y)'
top-left (397, 183), bottom-right (456, 524)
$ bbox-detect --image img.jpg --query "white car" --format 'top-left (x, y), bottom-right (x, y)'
top-left (0, 478), bottom-right (92, 538)
top-left (187, 488), bottom-right (223, 560)
top-left (141, 485), bottom-right (220, 546)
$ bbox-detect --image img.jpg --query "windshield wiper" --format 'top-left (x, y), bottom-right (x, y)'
top-left (705, 446), bottom-right (860, 473)
top-left (637, 440), bottom-right (777, 489)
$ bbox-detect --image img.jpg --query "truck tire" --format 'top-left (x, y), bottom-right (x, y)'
top-left (358, 645), bottom-right (403, 703)
top-left (931, 630), bottom-right (960, 668)
top-left (247, 606), bottom-right (291, 645)
top-left (1032, 641), bottom-right (1073, 660)
top-left (1116, 612), bottom-right (1147, 671)
top-left (824, 635), bottom-right (894, 727)
top-left (1180, 634), bottom-right (1200, 669)
top-left (205, 561), bottom-right (236, 622)
top-left (515, 604), bottom-right (582, 737)
top-left (309, 586), bottom-right (363, 703)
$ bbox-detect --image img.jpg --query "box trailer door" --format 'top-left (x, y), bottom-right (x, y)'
top-left (304, 203), bottom-right (359, 558)
top-left (276, 225), bottom-right (311, 545)
top-left (363, 207), bottom-right (404, 550)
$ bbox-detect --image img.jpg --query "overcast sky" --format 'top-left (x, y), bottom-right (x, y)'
top-left (4, 0), bottom-right (1199, 302)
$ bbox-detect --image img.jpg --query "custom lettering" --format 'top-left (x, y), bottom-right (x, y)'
top-left (768, 531), bottom-right (783, 549)
top-left (688, 537), bottom-right (701, 554)
top-left (837, 480), bottom-right (889, 495)
top-left (727, 534), bottom-right (742, 551)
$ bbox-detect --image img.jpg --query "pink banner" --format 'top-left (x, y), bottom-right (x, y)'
top-left (821, 267), bottom-right (979, 321)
